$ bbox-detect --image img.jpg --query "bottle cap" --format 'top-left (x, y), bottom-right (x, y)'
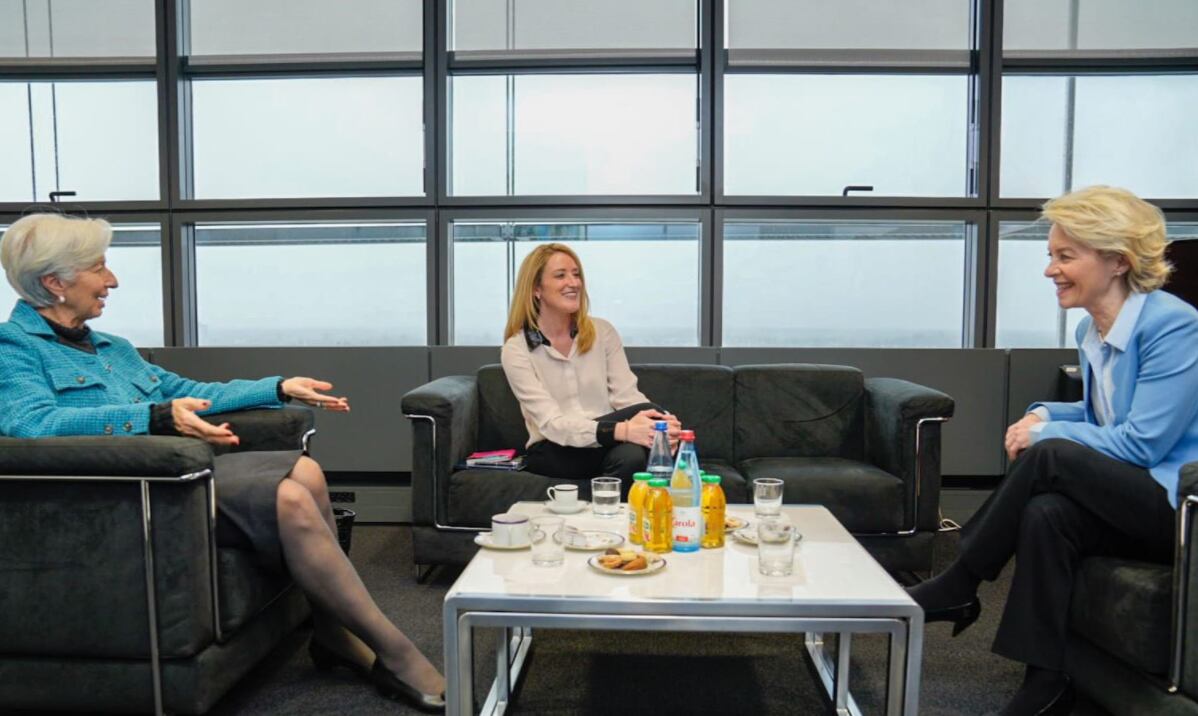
top-left (679, 429), bottom-right (695, 440)
top-left (654, 421), bottom-right (667, 431)
top-left (701, 474), bottom-right (721, 484)
top-left (633, 472), bottom-right (652, 481)
top-left (648, 478), bottom-right (669, 487)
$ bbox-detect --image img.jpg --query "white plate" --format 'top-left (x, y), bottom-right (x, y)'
top-left (474, 533), bottom-right (531, 550)
top-left (587, 553), bottom-right (667, 576)
top-left (545, 500), bottom-right (589, 515)
top-left (562, 529), bottom-right (625, 551)
top-left (725, 516), bottom-right (749, 531)
top-left (732, 526), bottom-right (759, 546)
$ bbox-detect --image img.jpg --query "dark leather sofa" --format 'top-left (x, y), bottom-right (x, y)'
top-left (401, 363), bottom-right (954, 573)
top-left (0, 408), bottom-right (315, 715)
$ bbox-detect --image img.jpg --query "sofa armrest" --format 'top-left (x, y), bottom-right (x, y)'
top-left (0, 435), bottom-right (214, 477)
top-left (864, 377), bottom-right (955, 533)
top-left (401, 376), bottom-right (480, 529)
top-left (207, 407), bottom-right (315, 455)
top-left (1175, 462), bottom-right (1198, 697)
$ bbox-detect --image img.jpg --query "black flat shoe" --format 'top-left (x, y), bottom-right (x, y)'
top-left (923, 596), bottom-right (982, 637)
top-left (370, 659), bottom-right (446, 713)
top-left (309, 638), bottom-right (370, 678)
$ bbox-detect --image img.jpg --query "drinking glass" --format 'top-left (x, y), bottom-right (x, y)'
top-left (591, 477), bottom-right (621, 517)
top-left (530, 515), bottom-right (565, 567)
top-left (753, 477), bottom-right (784, 517)
top-left (757, 517), bottom-right (796, 576)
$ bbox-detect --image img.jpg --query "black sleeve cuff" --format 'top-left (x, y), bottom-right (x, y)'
top-left (596, 420), bottom-right (618, 447)
top-left (276, 378), bottom-right (291, 403)
top-left (149, 402), bottom-right (181, 436)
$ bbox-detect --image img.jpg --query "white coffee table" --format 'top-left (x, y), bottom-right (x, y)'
top-left (443, 502), bottom-right (923, 716)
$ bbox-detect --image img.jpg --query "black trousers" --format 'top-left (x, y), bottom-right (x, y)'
top-left (524, 402), bottom-right (658, 497)
top-left (959, 438), bottom-right (1174, 669)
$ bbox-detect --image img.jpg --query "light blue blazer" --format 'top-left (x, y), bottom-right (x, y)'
top-left (1030, 290), bottom-right (1198, 508)
top-left (0, 300), bottom-right (282, 439)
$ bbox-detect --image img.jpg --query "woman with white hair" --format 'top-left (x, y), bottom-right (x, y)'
top-left (0, 213), bottom-right (445, 712)
top-left (910, 186), bottom-right (1198, 715)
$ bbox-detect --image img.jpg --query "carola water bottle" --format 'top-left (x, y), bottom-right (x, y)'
top-left (647, 421), bottom-right (673, 483)
top-left (670, 430), bottom-right (702, 552)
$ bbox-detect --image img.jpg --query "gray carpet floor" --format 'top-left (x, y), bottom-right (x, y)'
top-left (204, 526), bottom-right (1111, 716)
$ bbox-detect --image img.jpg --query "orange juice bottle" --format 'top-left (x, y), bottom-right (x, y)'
top-left (700, 474), bottom-right (726, 548)
top-left (643, 478), bottom-right (673, 553)
top-left (627, 472), bottom-right (652, 545)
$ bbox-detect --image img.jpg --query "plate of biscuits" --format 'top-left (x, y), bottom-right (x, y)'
top-left (587, 548), bottom-right (666, 576)
top-left (725, 515), bottom-right (749, 531)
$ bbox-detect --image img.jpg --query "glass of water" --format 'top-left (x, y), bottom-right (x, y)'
top-left (591, 477), bottom-right (621, 517)
top-left (530, 515), bottom-right (565, 567)
top-left (757, 516), bottom-right (796, 576)
top-left (753, 477), bottom-right (784, 517)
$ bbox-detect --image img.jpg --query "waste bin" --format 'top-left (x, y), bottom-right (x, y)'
top-left (333, 507), bottom-right (356, 555)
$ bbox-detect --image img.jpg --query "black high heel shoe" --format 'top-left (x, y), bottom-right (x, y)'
top-left (999, 672), bottom-right (1074, 716)
top-left (370, 659), bottom-right (446, 714)
top-left (922, 596), bottom-right (982, 637)
top-left (309, 638), bottom-right (370, 678)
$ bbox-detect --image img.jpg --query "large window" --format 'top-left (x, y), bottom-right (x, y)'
top-left (451, 220), bottom-right (701, 346)
top-left (194, 221), bottom-right (427, 346)
top-left (1000, 0), bottom-right (1198, 198)
top-left (723, 0), bottom-right (976, 198)
top-left (0, 80), bottom-right (159, 202)
top-left (450, 74), bottom-right (698, 196)
top-left (0, 223), bottom-right (163, 347)
top-left (722, 220), bottom-right (969, 347)
top-left (191, 77), bottom-right (425, 199)
top-left (0, 1), bottom-right (155, 58)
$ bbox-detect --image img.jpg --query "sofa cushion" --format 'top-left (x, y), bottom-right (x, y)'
top-left (217, 548), bottom-right (294, 639)
top-left (738, 457), bottom-right (904, 532)
top-left (1070, 556), bottom-right (1172, 676)
top-left (733, 365), bottom-right (865, 463)
top-left (476, 365), bottom-right (529, 452)
top-left (700, 459), bottom-right (749, 504)
top-left (447, 469), bottom-right (560, 527)
top-left (633, 365), bottom-right (735, 461)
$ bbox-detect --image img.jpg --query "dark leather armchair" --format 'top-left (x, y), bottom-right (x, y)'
top-left (402, 363), bottom-right (954, 574)
top-left (0, 408), bottom-right (315, 715)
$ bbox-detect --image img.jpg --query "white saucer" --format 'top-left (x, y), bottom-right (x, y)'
top-left (545, 500), bottom-right (589, 515)
top-left (474, 533), bottom-right (531, 550)
top-left (562, 529), bottom-right (624, 551)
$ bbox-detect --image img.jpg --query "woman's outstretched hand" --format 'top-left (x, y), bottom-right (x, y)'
top-left (282, 377), bottom-right (351, 412)
top-left (1004, 412), bottom-right (1043, 461)
top-left (171, 397), bottom-right (240, 446)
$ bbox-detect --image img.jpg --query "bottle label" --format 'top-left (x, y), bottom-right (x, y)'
top-left (672, 506), bottom-right (700, 548)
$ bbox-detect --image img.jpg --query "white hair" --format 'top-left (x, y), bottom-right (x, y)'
top-left (1, 214), bottom-right (113, 307)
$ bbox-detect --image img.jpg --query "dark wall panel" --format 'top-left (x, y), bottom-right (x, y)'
top-left (149, 348), bottom-right (429, 473)
top-left (718, 348), bottom-right (1008, 476)
top-left (429, 346), bottom-right (500, 379)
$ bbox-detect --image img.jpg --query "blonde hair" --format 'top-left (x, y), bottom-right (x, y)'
top-left (503, 243), bottom-right (596, 354)
top-left (1041, 185), bottom-right (1171, 293)
top-left (0, 213), bottom-right (113, 307)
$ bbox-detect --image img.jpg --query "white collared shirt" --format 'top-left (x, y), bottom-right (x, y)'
top-left (501, 317), bottom-right (648, 448)
top-left (1031, 291), bottom-right (1147, 431)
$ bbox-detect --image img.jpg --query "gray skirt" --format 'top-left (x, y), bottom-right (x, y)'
top-left (213, 449), bottom-right (302, 573)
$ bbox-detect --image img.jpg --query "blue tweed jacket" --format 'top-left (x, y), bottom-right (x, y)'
top-left (0, 300), bottom-right (283, 438)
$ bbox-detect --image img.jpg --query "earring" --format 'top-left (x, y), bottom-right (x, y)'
top-left (57, 294), bottom-right (66, 304)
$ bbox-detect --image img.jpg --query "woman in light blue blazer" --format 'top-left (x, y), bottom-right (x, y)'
top-left (0, 213), bottom-right (445, 712)
top-left (910, 186), bottom-right (1198, 716)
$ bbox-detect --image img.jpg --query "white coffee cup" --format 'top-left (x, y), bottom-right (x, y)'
top-left (546, 484), bottom-right (579, 506)
top-left (490, 513), bottom-right (531, 547)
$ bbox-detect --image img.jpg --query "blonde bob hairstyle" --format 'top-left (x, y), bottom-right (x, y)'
top-left (0, 213), bottom-right (113, 308)
top-left (1041, 185), bottom-right (1171, 293)
top-left (503, 243), bottom-right (597, 354)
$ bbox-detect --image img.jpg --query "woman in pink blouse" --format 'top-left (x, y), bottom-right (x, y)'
top-left (501, 243), bottom-right (679, 490)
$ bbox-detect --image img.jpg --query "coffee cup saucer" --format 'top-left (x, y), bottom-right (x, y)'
top-left (474, 533), bottom-right (531, 550)
top-left (545, 500), bottom-right (589, 515)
